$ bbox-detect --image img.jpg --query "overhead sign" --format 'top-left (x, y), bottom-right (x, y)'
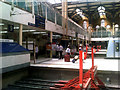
top-left (28, 15), bottom-right (45, 29)
top-left (35, 15), bottom-right (45, 29)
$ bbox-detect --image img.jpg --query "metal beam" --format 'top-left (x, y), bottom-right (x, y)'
top-left (56, 2), bottom-right (120, 10)
top-left (53, 2), bottom-right (96, 7)
top-left (54, 2), bottom-right (120, 8)
top-left (86, 0), bottom-right (91, 24)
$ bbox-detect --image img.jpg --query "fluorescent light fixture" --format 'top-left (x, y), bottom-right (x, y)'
top-left (33, 32), bottom-right (41, 34)
top-left (40, 32), bottom-right (46, 34)
top-left (73, 39), bottom-right (76, 40)
top-left (0, 39), bottom-right (14, 42)
top-left (0, 23), bottom-right (4, 26)
top-left (4, 27), bottom-right (7, 30)
top-left (0, 31), bottom-right (8, 33)
top-left (29, 30), bottom-right (36, 32)
top-left (56, 35), bottom-right (61, 37)
top-left (33, 32), bottom-right (47, 34)
top-left (22, 30), bottom-right (29, 32)
top-left (22, 30), bottom-right (36, 32)
top-left (14, 27), bottom-right (19, 29)
top-left (52, 35), bottom-right (61, 37)
top-left (42, 34), bottom-right (48, 35)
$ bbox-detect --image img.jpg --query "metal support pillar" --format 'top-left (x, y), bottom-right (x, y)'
top-left (78, 38), bottom-right (79, 47)
top-left (82, 39), bottom-right (84, 47)
top-left (50, 31), bottom-right (53, 58)
top-left (92, 48), bottom-right (94, 68)
top-left (77, 38), bottom-right (80, 51)
top-left (45, 5), bottom-right (47, 21)
top-left (55, 13), bottom-right (57, 25)
top-left (79, 50), bottom-right (83, 87)
top-left (33, 39), bottom-right (36, 64)
top-left (62, 0), bottom-right (68, 36)
top-left (65, 0), bottom-right (68, 36)
top-left (72, 37), bottom-right (73, 45)
top-left (26, 38), bottom-right (28, 49)
top-left (62, 0), bottom-right (65, 36)
top-left (19, 24), bottom-right (23, 45)
top-left (32, 0), bottom-right (34, 18)
top-left (113, 23), bottom-right (115, 36)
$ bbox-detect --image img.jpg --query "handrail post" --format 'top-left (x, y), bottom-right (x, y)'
top-left (79, 50), bottom-right (83, 87)
top-left (92, 47), bottom-right (94, 68)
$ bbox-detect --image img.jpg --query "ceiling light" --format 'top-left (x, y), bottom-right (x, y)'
top-left (0, 23), bottom-right (4, 26)
top-left (42, 34), bottom-right (48, 35)
top-left (76, 9), bottom-right (82, 15)
top-left (14, 27), bottom-right (19, 29)
top-left (0, 31), bottom-right (8, 33)
top-left (33, 32), bottom-right (41, 34)
top-left (76, 8), bottom-right (80, 13)
top-left (40, 32), bottom-right (46, 34)
top-left (96, 25), bottom-right (100, 29)
top-left (22, 30), bottom-right (29, 32)
top-left (22, 30), bottom-right (36, 32)
top-left (106, 25), bottom-right (110, 29)
top-left (4, 27), bottom-right (7, 30)
top-left (98, 6), bottom-right (105, 12)
top-left (29, 30), bottom-right (36, 32)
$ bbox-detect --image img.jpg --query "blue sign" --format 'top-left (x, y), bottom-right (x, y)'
top-left (0, 42), bottom-right (29, 53)
top-left (35, 15), bottom-right (45, 29)
top-left (28, 15), bottom-right (45, 29)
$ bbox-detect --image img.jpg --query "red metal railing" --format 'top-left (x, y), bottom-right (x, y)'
top-left (50, 46), bottom-right (105, 90)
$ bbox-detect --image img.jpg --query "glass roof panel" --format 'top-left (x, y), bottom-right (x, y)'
top-left (47, 0), bottom-right (119, 4)
top-left (47, 0), bottom-right (61, 4)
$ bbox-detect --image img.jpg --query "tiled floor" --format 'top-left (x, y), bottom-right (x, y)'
top-left (31, 57), bottom-right (119, 71)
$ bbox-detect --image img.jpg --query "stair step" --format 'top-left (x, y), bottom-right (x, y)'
top-left (3, 78), bottom-right (67, 90)
top-left (8, 84), bottom-right (49, 90)
top-left (16, 80), bottom-right (55, 87)
top-left (22, 78), bottom-right (60, 83)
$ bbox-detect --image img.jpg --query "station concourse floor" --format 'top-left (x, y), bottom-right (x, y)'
top-left (31, 57), bottom-right (119, 72)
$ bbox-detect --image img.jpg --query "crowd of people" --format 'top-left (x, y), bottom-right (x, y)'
top-left (35, 42), bottom-right (88, 60)
top-left (55, 44), bottom-right (71, 59)
top-left (56, 44), bottom-right (64, 59)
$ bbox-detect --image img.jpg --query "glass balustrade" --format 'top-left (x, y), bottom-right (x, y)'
top-left (2, 0), bottom-right (87, 36)
top-left (92, 31), bottom-right (112, 38)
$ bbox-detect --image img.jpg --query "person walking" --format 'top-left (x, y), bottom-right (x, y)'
top-left (56, 44), bottom-right (60, 58)
top-left (79, 44), bottom-right (83, 51)
top-left (64, 45), bottom-right (70, 62)
top-left (59, 44), bottom-right (63, 59)
top-left (66, 45), bottom-right (70, 55)
top-left (35, 45), bottom-right (39, 59)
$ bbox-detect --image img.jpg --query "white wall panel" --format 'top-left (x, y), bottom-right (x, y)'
top-left (46, 20), bottom-right (76, 37)
top-left (1, 54), bottom-right (30, 69)
top-left (0, 1), bottom-right (35, 25)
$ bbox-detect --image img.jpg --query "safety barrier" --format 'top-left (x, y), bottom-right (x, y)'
top-left (50, 47), bottom-right (105, 89)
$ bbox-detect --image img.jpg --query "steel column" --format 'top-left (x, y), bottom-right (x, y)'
top-left (92, 47), bottom-right (94, 68)
top-left (79, 50), bottom-right (83, 86)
